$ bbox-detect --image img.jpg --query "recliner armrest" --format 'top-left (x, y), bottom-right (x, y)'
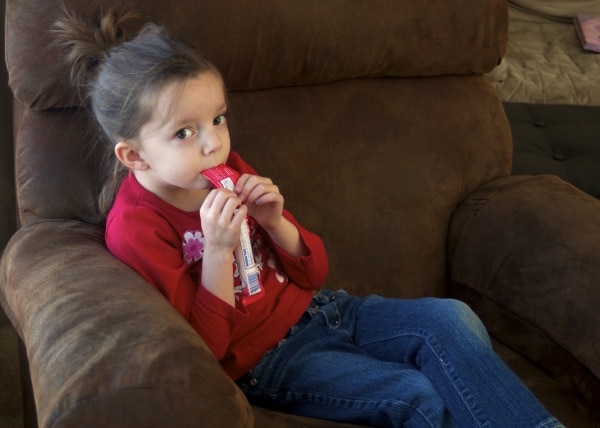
top-left (448, 174), bottom-right (600, 408)
top-left (0, 220), bottom-right (252, 427)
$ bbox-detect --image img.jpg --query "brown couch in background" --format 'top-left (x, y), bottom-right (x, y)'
top-left (1, 0), bottom-right (599, 426)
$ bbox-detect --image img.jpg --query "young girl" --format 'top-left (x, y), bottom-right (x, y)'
top-left (54, 10), bottom-right (563, 428)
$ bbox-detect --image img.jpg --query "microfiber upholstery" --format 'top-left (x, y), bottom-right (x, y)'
top-left (448, 174), bottom-right (600, 410)
top-left (505, 102), bottom-right (600, 199)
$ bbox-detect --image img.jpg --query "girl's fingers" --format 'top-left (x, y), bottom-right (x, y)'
top-left (236, 175), bottom-right (280, 205)
top-left (202, 189), bottom-right (244, 220)
top-left (200, 189), bottom-right (247, 249)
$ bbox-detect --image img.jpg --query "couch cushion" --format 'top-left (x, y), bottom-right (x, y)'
top-left (6, 0), bottom-right (507, 110)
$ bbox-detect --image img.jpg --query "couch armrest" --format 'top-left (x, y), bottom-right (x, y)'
top-left (0, 220), bottom-right (252, 427)
top-left (448, 175), bottom-right (600, 407)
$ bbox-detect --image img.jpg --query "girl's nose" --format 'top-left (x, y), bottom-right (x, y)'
top-left (201, 129), bottom-right (222, 155)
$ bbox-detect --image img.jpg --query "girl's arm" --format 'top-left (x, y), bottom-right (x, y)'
top-left (260, 214), bottom-right (306, 258)
top-left (226, 151), bottom-right (328, 288)
top-left (234, 172), bottom-right (329, 289)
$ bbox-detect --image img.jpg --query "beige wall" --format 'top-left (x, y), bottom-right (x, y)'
top-left (1, 0), bottom-right (17, 250)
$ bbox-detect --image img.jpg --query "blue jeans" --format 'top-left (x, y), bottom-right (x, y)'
top-left (237, 290), bottom-right (563, 428)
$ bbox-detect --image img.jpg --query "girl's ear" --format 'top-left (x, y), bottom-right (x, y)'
top-left (114, 141), bottom-right (149, 171)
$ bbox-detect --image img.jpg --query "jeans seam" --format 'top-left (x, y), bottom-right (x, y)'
top-left (535, 417), bottom-right (564, 428)
top-left (263, 389), bottom-right (440, 428)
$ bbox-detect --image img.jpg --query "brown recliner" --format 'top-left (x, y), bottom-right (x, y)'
top-left (1, 0), bottom-right (599, 426)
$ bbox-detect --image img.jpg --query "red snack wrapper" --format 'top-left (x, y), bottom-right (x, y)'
top-left (202, 164), bottom-right (264, 304)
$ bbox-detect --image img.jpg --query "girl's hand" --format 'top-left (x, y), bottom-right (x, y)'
top-left (200, 188), bottom-right (247, 253)
top-left (235, 174), bottom-right (307, 258)
top-left (199, 188), bottom-right (247, 307)
top-left (234, 174), bottom-right (284, 231)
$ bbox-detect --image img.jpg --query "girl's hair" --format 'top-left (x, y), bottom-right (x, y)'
top-left (52, 8), bottom-right (224, 216)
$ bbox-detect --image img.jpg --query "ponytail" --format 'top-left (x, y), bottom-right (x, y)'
top-left (52, 7), bottom-right (138, 98)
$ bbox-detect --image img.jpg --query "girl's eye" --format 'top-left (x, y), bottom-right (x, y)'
top-left (175, 128), bottom-right (194, 140)
top-left (214, 114), bottom-right (227, 126)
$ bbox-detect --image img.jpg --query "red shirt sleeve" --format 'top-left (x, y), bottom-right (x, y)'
top-left (267, 210), bottom-right (329, 290)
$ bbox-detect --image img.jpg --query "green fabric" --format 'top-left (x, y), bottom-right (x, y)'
top-left (506, 102), bottom-right (600, 199)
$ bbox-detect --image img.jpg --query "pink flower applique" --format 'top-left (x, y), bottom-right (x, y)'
top-left (182, 231), bottom-right (205, 264)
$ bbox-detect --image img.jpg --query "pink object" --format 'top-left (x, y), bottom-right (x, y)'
top-left (574, 14), bottom-right (600, 53)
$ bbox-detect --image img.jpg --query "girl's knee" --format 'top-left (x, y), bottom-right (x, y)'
top-left (442, 299), bottom-right (491, 347)
top-left (415, 299), bottom-right (491, 348)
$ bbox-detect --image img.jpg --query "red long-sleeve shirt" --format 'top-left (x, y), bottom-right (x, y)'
top-left (105, 152), bottom-right (329, 379)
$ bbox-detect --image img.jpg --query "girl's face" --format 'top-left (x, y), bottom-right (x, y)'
top-left (128, 72), bottom-right (231, 211)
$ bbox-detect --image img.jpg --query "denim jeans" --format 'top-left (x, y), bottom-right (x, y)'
top-left (237, 290), bottom-right (563, 428)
